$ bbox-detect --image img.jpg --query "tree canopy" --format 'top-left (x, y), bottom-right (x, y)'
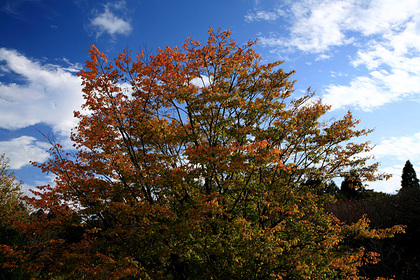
top-left (5, 29), bottom-right (403, 279)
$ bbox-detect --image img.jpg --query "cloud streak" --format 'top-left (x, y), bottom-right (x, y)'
top-left (245, 10), bottom-right (283, 22)
top-left (0, 0), bottom-right (40, 19)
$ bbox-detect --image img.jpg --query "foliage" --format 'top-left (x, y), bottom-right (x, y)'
top-left (0, 153), bottom-right (30, 279)
top-left (328, 180), bottom-right (420, 279)
top-left (0, 154), bottom-right (27, 225)
top-left (8, 29), bottom-right (403, 279)
top-left (401, 160), bottom-right (419, 190)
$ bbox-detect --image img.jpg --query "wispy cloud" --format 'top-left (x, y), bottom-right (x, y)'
top-left (315, 54), bottom-right (331, 61)
top-left (90, 1), bottom-right (132, 38)
top-left (1, 0), bottom-right (40, 19)
top-left (253, 0), bottom-right (420, 111)
top-left (0, 48), bottom-right (83, 136)
top-left (323, 13), bottom-right (420, 110)
top-left (245, 10), bottom-right (283, 22)
top-left (373, 133), bottom-right (420, 162)
top-left (258, 0), bottom-right (419, 53)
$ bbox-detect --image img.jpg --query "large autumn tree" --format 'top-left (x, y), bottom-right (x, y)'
top-left (11, 29), bottom-right (402, 279)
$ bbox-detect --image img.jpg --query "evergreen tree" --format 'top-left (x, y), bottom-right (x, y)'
top-left (401, 160), bottom-right (420, 189)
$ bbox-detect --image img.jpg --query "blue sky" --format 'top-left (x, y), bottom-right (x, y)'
top-left (1, 0), bottom-right (420, 194)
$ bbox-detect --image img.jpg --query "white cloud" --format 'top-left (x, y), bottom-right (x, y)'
top-left (245, 10), bottom-right (283, 22)
top-left (258, 0), bottom-right (354, 53)
top-left (286, 0), bottom-right (354, 53)
top-left (33, 173), bottom-right (56, 188)
top-left (315, 54), bottom-right (331, 61)
top-left (191, 75), bottom-right (212, 87)
top-left (373, 133), bottom-right (420, 162)
top-left (364, 133), bottom-right (420, 193)
top-left (323, 68), bottom-right (420, 110)
top-left (0, 136), bottom-right (50, 169)
top-left (323, 76), bottom-right (387, 111)
top-left (323, 19), bottom-right (420, 110)
top-left (254, 0), bottom-right (420, 111)
top-left (330, 71), bottom-right (348, 78)
top-left (350, 0), bottom-right (419, 36)
top-left (90, 1), bottom-right (132, 38)
top-left (20, 173), bottom-right (56, 197)
top-left (258, 0), bottom-right (420, 53)
top-left (0, 48), bottom-right (84, 136)
top-left (368, 165), bottom-right (403, 194)
top-left (60, 57), bottom-right (83, 73)
top-left (352, 25), bottom-right (420, 74)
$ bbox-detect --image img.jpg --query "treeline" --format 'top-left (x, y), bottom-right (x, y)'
top-left (325, 160), bottom-right (420, 279)
top-left (1, 158), bottom-right (419, 279)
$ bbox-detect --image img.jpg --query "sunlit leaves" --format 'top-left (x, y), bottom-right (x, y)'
top-left (7, 29), bottom-right (404, 279)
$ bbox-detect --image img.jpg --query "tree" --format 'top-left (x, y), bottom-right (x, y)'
top-left (0, 153), bottom-right (29, 279)
top-left (401, 160), bottom-right (420, 190)
top-left (0, 153), bottom-right (27, 224)
top-left (341, 170), bottom-right (364, 199)
top-left (12, 29), bottom-right (403, 279)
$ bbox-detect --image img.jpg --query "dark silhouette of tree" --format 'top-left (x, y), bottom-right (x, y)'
top-left (401, 160), bottom-right (420, 190)
top-left (324, 181), bottom-right (341, 197)
top-left (341, 171), bottom-right (363, 199)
